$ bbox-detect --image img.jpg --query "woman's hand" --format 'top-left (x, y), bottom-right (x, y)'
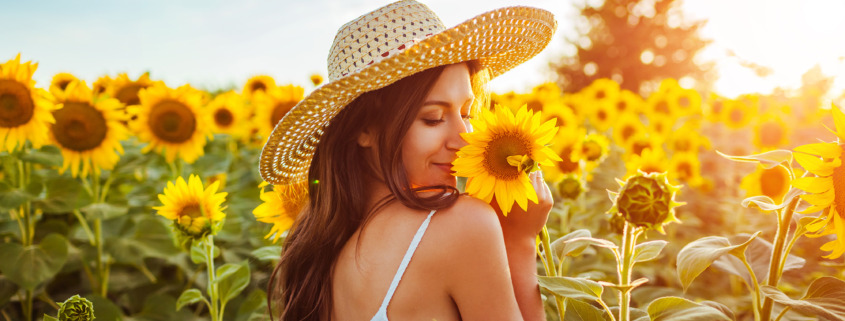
top-left (490, 170), bottom-right (553, 241)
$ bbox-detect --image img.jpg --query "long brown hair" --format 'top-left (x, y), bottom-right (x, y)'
top-left (268, 60), bottom-right (489, 321)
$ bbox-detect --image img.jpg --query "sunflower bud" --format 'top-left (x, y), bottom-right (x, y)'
top-left (608, 170), bottom-right (685, 234)
top-left (556, 174), bottom-right (584, 200)
top-left (56, 295), bottom-right (95, 321)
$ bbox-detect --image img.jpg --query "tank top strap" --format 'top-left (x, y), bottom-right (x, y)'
top-left (372, 209), bottom-right (437, 320)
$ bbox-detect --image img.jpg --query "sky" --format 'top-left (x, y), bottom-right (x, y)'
top-left (2, 0), bottom-right (843, 99)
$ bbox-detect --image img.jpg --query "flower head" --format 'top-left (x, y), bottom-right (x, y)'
top-left (253, 182), bottom-right (304, 242)
top-left (453, 104), bottom-right (561, 216)
top-left (0, 54), bottom-right (58, 152)
top-left (154, 175), bottom-right (227, 240)
top-left (608, 170), bottom-right (685, 233)
top-left (56, 295), bottom-right (95, 321)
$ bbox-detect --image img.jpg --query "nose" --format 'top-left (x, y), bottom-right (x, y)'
top-left (446, 117), bottom-right (470, 151)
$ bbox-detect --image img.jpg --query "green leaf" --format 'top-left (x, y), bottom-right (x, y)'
top-left (646, 296), bottom-right (731, 321)
top-left (760, 276), bottom-right (845, 320)
top-left (0, 233), bottom-right (68, 291)
top-left (0, 180), bottom-right (38, 210)
top-left (36, 176), bottom-right (93, 213)
top-left (700, 301), bottom-right (736, 321)
top-left (676, 232), bottom-right (760, 291)
top-left (218, 262), bottom-right (250, 305)
top-left (564, 299), bottom-right (607, 321)
top-left (176, 289), bottom-right (205, 311)
top-left (236, 289), bottom-right (268, 321)
top-left (538, 276), bottom-right (603, 301)
top-left (136, 293), bottom-right (196, 321)
top-left (716, 149), bottom-right (792, 169)
top-left (87, 294), bottom-right (124, 321)
top-left (633, 240), bottom-right (668, 263)
top-left (190, 241), bottom-right (220, 264)
top-left (564, 236), bottom-right (618, 251)
top-left (741, 195), bottom-right (784, 212)
top-left (551, 229), bottom-right (593, 260)
top-left (80, 202), bottom-right (128, 220)
top-left (19, 145), bottom-right (62, 167)
top-left (712, 234), bottom-right (805, 288)
top-left (251, 245), bottom-right (282, 262)
top-left (131, 217), bottom-right (179, 258)
top-left (43, 315), bottom-right (59, 321)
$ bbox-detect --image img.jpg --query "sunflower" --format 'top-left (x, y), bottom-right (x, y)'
top-left (252, 84), bottom-right (304, 139)
top-left (91, 75), bottom-right (112, 97)
top-left (542, 102), bottom-right (579, 130)
top-left (206, 91), bottom-right (249, 138)
top-left (309, 73), bottom-right (324, 86)
top-left (647, 114), bottom-right (675, 139)
top-left (242, 75), bottom-right (277, 100)
top-left (791, 106), bottom-right (845, 258)
top-left (722, 99), bottom-right (755, 129)
top-left (555, 173), bottom-right (584, 201)
top-left (588, 100), bottom-right (618, 133)
top-left (253, 182), bottom-right (303, 242)
top-left (581, 78), bottom-right (620, 105)
top-left (740, 164), bottom-right (792, 204)
top-left (452, 104), bottom-right (562, 216)
top-left (572, 133), bottom-right (609, 164)
top-left (667, 151), bottom-right (703, 187)
top-left (666, 122), bottom-right (708, 154)
top-left (625, 132), bottom-right (663, 157)
top-left (705, 93), bottom-right (727, 123)
top-left (0, 54), bottom-right (57, 152)
top-left (646, 88), bottom-right (674, 119)
top-left (129, 83), bottom-right (212, 164)
top-left (753, 113), bottom-right (790, 150)
top-left (545, 126), bottom-right (586, 182)
top-left (615, 89), bottom-right (644, 115)
top-left (613, 112), bottom-right (646, 148)
top-left (106, 72), bottom-right (155, 107)
top-left (49, 72), bottom-right (79, 98)
top-left (49, 80), bottom-right (129, 177)
top-left (154, 174), bottom-right (227, 239)
top-left (625, 147), bottom-right (668, 177)
top-left (668, 86), bottom-right (702, 117)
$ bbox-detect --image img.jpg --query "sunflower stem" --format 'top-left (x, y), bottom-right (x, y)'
top-left (204, 235), bottom-right (220, 321)
top-left (760, 196), bottom-right (800, 321)
top-left (16, 158), bottom-right (32, 247)
top-left (739, 252), bottom-right (762, 321)
top-left (72, 210), bottom-right (96, 245)
top-left (773, 306), bottom-right (791, 321)
top-left (99, 171), bottom-right (115, 203)
top-left (94, 218), bottom-right (108, 296)
top-left (618, 222), bottom-right (638, 321)
top-left (23, 290), bottom-right (32, 321)
top-left (539, 226), bottom-right (566, 320)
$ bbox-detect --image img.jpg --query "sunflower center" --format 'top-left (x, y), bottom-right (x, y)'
top-left (676, 161), bottom-right (692, 180)
top-left (759, 166), bottom-right (788, 200)
top-left (557, 146), bottom-right (579, 173)
top-left (833, 147), bottom-right (845, 216)
top-left (673, 138), bottom-right (691, 152)
top-left (597, 109), bottom-right (607, 121)
top-left (759, 121), bottom-right (783, 147)
top-left (582, 140), bottom-right (603, 161)
top-left (621, 125), bottom-right (636, 142)
top-left (271, 101), bottom-right (297, 127)
top-left (0, 79), bottom-right (35, 128)
top-left (115, 84), bottom-right (146, 106)
top-left (250, 82), bottom-right (267, 93)
top-left (57, 80), bottom-right (71, 91)
top-left (149, 100), bottom-right (196, 143)
top-left (632, 140), bottom-right (651, 156)
top-left (483, 132), bottom-right (531, 180)
top-left (711, 101), bottom-right (723, 114)
top-left (595, 90), bottom-right (606, 100)
top-left (527, 99), bottom-right (543, 113)
top-left (52, 102), bottom-right (108, 152)
top-left (678, 97), bottom-right (690, 108)
top-left (214, 108), bottom-right (234, 127)
top-left (655, 100), bottom-right (669, 114)
top-left (730, 108), bottom-right (744, 124)
top-left (180, 204), bottom-right (203, 219)
top-left (616, 101), bottom-right (628, 112)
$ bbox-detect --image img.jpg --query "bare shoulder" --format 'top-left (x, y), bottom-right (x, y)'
top-left (432, 194), bottom-right (502, 241)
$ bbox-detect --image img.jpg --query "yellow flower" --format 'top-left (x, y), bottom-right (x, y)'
top-left (669, 85), bottom-right (702, 117)
top-left (613, 112), bottom-right (646, 149)
top-left (253, 182), bottom-right (303, 242)
top-left (791, 106), bottom-right (845, 258)
top-left (625, 147), bottom-right (668, 177)
top-left (705, 93), bottom-right (727, 123)
top-left (242, 75), bottom-right (276, 100)
top-left (129, 83), bottom-right (212, 164)
top-left (155, 174), bottom-right (227, 239)
top-left (614, 89), bottom-right (644, 115)
top-left (49, 72), bottom-right (79, 98)
top-left (647, 114), bottom-right (675, 139)
top-left (589, 100), bottom-right (618, 133)
top-left (582, 78), bottom-right (620, 105)
top-left (92, 75), bottom-right (112, 97)
top-left (625, 132), bottom-right (663, 157)
top-left (668, 151), bottom-right (704, 187)
top-left (206, 91), bottom-right (250, 138)
top-left (753, 113), bottom-right (790, 150)
top-left (609, 170), bottom-right (684, 234)
top-left (252, 84), bottom-right (304, 139)
top-left (722, 99), bottom-right (755, 129)
top-left (310, 73), bottom-right (324, 86)
top-left (555, 174), bottom-right (584, 201)
top-left (646, 88), bottom-right (673, 118)
top-left (0, 54), bottom-right (57, 152)
top-left (545, 126), bottom-right (585, 181)
top-left (572, 133), bottom-right (609, 164)
top-left (453, 104), bottom-right (562, 216)
top-left (105, 72), bottom-right (156, 107)
top-left (542, 102), bottom-right (580, 130)
top-left (740, 164), bottom-right (792, 204)
top-left (666, 122), bottom-right (709, 154)
top-left (49, 80), bottom-right (129, 177)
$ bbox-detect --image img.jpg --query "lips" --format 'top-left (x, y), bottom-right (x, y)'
top-left (433, 162), bottom-right (455, 174)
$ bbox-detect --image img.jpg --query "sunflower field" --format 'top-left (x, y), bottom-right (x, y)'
top-left (1, 49), bottom-right (844, 321)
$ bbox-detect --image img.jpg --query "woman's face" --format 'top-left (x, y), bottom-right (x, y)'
top-left (402, 63), bottom-right (474, 188)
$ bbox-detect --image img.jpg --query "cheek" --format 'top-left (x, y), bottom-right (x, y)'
top-left (402, 126), bottom-right (443, 173)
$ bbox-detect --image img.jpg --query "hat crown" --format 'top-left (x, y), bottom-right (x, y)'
top-left (327, 0), bottom-right (446, 81)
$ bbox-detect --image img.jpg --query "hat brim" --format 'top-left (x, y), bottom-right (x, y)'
top-left (260, 5), bottom-right (557, 185)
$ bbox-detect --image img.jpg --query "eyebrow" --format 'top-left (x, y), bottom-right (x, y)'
top-left (421, 97), bottom-right (475, 110)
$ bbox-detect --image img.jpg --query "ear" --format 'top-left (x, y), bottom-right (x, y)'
top-left (357, 128), bottom-right (374, 147)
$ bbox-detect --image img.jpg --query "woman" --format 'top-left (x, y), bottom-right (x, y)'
top-left (259, 1), bottom-right (557, 320)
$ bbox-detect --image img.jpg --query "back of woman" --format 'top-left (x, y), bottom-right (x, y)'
top-left (257, 1), bottom-right (557, 320)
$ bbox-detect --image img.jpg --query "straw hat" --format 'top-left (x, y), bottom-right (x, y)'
top-left (259, 0), bottom-right (557, 185)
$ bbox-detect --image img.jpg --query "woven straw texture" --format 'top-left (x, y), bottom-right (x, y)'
top-left (260, 0), bottom-right (556, 185)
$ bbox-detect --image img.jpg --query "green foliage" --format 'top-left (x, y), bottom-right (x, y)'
top-left (761, 277), bottom-right (845, 320)
top-left (642, 296), bottom-right (731, 321)
top-left (0, 233), bottom-right (68, 291)
top-left (676, 232), bottom-right (760, 291)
